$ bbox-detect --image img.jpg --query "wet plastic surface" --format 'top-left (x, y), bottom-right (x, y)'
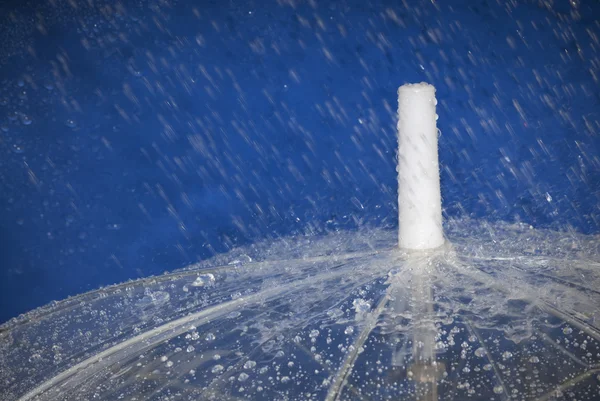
top-left (1, 219), bottom-right (599, 400)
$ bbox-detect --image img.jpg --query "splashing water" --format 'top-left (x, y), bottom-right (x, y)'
top-left (0, 217), bottom-right (598, 400)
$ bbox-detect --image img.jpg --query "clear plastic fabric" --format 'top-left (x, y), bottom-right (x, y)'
top-left (1, 218), bottom-right (599, 400)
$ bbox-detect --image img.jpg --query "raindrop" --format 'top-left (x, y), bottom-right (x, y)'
top-left (529, 356), bottom-right (540, 363)
top-left (344, 326), bottom-right (354, 335)
top-left (502, 351), bottom-right (513, 360)
top-left (20, 115), bottom-right (32, 125)
top-left (65, 119), bottom-right (78, 129)
top-left (243, 360), bottom-right (256, 369)
top-left (128, 66), bottom-right (143, 77)
top-left (205, 333), bottom-right (216, 341)
top-left (11, 143), bottom-right (24, 154)
top-left (238, 372), bottom-right (249, 382)
top-left (493, 386), bottom-right (504, 394)
top-left (211, 365), bottom-right (224, 374)
top-left (562, 326), bottom-right (573, 335)
top-left (186, 345), bottom-right (195, 353)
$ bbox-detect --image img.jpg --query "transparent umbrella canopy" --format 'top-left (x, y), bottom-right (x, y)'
top-left (1, 84), bottom-right (600, 401)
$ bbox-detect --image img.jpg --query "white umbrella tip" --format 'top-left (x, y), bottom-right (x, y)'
top-left (398, 82), bottom-right (435, 95)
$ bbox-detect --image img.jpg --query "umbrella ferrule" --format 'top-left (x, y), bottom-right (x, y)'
top-left (397, 83), bottom-right (445, 250)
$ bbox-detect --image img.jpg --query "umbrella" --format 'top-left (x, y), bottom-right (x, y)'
top-left (1, 84), bottom-right (599, 401)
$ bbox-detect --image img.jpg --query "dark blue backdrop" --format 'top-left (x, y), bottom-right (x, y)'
top-left (1, 0), bottom-right (599, 323)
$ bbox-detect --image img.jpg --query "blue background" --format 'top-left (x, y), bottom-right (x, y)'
top-left (0, 0), bottom-right (599, 323)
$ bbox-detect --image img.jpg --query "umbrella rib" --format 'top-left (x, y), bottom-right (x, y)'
top-left (463, 318), bottom-right (510, 401)
top-left (539, 302), bottom-right (600, 343)
top-left (453, 258), bottom-right (600, 397)
top-left (532, 367), bottom-right (600, 401)
top-left (467, 255), bottom-right (600, 295)
top-left (325, 291), bottom-right (391, 401)
top-left (200, 273), bottom-right (380, 399)
top-left (0, 249), bottom-right (384, 335)
top-left (16, 263), bottom-right (361, 401)
top-left (199, 259), bottom-right (397, 398)
top-left (506, 263), bottom-right (600, 297)
top-left (292, 340), bottom-right (368, 400)
top-left (290, 274), bottom-right (400, 400)
top-left (453, 257), bottom-right (600, 342)
top-left (536, 331), bottom-right (588, 368)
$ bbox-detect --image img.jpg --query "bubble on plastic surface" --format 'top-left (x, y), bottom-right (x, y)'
top-left (474, 347), bottom-right (486, 357)
top-left (353, 298), bottom-right (371, 313)
top-left (137, 290), bottom-right (170, 307)
top-left (191, 273), bottom-right (215, 287)
top-left (227, 254), bottom-right (253, 265)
